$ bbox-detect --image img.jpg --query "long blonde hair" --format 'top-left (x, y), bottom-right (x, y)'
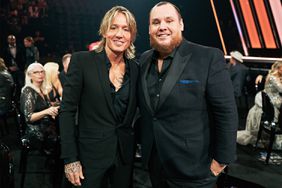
top-left (43, 62), bottom-right (62, 97)
top-left (95, 6), bottom-right (137, 59)
top-left (266, 60), bottom-right (282, 83)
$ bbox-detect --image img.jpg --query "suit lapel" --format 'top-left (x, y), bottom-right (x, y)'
top-left (157, 43), bottom-right (192, 110)
top-left (121, 59), bottom-right (136, 124)
top-left (141, 53), bottom-right (155, 114)
top-left (93, 51), bottom-right (118, 120)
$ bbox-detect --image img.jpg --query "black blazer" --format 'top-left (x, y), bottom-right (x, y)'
top-left (2, 45), bottom-right (25, 71)
top-left (60, 50), bottom-right (138, 168)
top-left (228, 63), bottom-right (248, 97)
top-left (138, 40), bottom-right (238, 180)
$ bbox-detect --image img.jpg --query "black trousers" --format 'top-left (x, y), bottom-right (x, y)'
top-left (148, 146), bottom-right (218, 188)
top-left (80, 151), bottom-right (133, 188)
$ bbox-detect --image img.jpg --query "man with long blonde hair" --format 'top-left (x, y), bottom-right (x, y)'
top-left (60, 6), bottom-right (138, 188)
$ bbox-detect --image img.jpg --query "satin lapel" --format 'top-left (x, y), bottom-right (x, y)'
top-left (141, 54), bottom-right (154, 114)
top-left (157, 50), bottom-right (192, 111)
top-left (122, 60), bottom-right (136, 124)
top-left (93, 51), bottom-right (117, 120)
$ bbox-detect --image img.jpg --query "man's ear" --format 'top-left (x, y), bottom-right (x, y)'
top-left (180, 19), bottom-right (184, 31)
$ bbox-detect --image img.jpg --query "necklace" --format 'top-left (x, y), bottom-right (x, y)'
top-left (109, 62), bottom-right (125, 91)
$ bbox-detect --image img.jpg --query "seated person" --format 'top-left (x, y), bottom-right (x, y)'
top-left (20, 63), bottom-right (59, 152)
top-left (237, 61), bottom-right (282, 150)
top-left (0, 58), bottom-right (14, 115)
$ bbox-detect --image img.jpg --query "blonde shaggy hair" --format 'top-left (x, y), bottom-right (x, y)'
top-left (95, 6), bottom-right (137, 59)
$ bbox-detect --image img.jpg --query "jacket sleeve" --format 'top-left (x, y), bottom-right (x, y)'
top-left (59, 52), bottom-right (83, 162)
top-left (206, 49), bottom-right (238, 164)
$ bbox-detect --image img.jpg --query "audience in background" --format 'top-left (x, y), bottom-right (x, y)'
top-left (228, 51), bottom-right (248, 99)
top-left (59, 53), bottom-right (71, 87)
top-left (237, 61), bottom-right (282, 150)
top-left (0, 58), bottom-right (14, 115)
top-left (20, 62), bottom-right (59, 153)
top-left (2, 35), bottom-right (25, 102)
top-left (24, 36), bottom-right (40, 68)
top-left (43, 62), bottom-right (63, 105)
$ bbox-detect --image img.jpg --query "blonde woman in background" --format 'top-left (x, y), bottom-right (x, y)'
top-left (43, 62), bottom-right (62, 105)
top-left (237, 61), bottom-right (282, 150)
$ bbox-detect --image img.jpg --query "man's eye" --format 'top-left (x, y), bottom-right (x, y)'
top-left (124, 28), bottom-right (130, 32)
top-left (167, 20), bottom-right (173, 23)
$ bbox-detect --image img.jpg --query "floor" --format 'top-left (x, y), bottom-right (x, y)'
top-left (1, 111), bottom-right (282, 188)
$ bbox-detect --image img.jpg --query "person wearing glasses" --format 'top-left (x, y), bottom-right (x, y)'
top-left (20, 62), bottom-right (59, 152)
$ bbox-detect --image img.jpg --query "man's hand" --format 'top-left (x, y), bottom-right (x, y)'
top-left (210, 159), bottom-right (226, 176)
top-left (64, 161), bottom-right (84, 186)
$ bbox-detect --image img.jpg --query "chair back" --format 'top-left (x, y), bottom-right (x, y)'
top-left (278, 105), bottom-right (282, 130)
top-left (261, 91), bottom-right (275, 122)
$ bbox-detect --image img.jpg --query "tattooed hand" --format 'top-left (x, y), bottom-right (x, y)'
top-left (64, 161), bottom-right (84, 186)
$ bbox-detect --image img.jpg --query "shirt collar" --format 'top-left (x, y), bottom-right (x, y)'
top-left (9, 44), bottom-right (16, 48)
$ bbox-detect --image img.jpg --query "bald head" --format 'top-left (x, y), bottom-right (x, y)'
top-left (7, 35), bottom-right (16, 46)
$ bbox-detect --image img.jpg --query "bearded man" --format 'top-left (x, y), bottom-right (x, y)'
top-left (137, 2), bottom-right (238, 188)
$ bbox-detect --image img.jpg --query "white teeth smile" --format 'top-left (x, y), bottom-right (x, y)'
top-left (158, 34), bottom-right (169, 38)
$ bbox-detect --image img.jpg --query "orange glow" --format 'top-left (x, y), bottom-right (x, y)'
top-left (239, 0), bottom-right (261, 48)
top-left (253, 0), bottom-right (277, 48)
top-left (210, 0), bottom-right (227, 55)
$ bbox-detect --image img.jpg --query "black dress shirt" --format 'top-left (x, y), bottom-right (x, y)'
top-left (106, 57), bottom-right (130, 123)
top-left (146, 50), bottom-right (176, 111)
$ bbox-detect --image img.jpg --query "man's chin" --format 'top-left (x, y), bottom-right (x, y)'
top-left (153, 43), bottom-right (174, 53)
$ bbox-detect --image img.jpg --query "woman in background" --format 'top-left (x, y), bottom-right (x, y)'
top-left (20, 62), bottom-right (59, 152)
top-left (237, 61), bottom-right (282, 150)
top-left (43, 62), bottom-right (62, 105)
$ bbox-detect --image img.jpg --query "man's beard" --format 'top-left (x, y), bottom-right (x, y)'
top-left (150, 35), bottom-right (182, 54)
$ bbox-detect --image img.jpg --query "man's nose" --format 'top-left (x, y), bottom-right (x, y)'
top-left (115, 28), bottom-right (124, 37)
top-left (159, 21), bottom-right (167, 30)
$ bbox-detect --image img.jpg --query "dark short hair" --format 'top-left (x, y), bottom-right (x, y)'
top-left (150, 1), bottom-right (182, 19)
top-left (24, 36), bottom-right (34, 43)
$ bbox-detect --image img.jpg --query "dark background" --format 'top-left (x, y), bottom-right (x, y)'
top-left (0, 0), bottom-right (221, 58)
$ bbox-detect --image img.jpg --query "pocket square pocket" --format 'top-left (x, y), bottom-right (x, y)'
top-left (179, 79), bottom-right (200, 84)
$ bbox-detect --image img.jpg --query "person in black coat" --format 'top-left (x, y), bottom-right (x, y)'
top-left (58, 53), bottom-right (71, 87)
top-left (228, 51), bottom-right (248, 98)
top-left (60, 6), bottom-right (138, 188)
top-left (138, 2), bottom-right (238, 188)
top-left (2, 35), bottom-right (25, 102)
top-left (23, 36), bottom-right (40, 68)
top-left (0, 58), bottom-right (14, 115)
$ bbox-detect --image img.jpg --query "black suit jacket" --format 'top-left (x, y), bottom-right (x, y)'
top-left (2, 45), bottom-right (25, 71)
top-left (138, 40), bottom-right (238, 180)
top-left (60, 50), bottom-right (138, 168)
top-left (228, 63), bottom-right (248, 97)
